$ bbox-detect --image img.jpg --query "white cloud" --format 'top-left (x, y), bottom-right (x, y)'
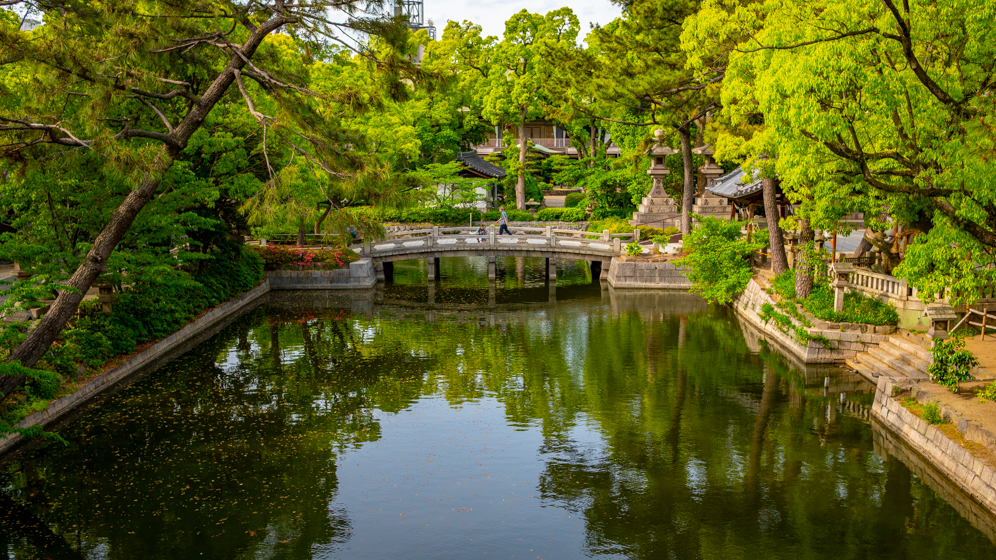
top-left (423, 0), bottom-right (622, 42)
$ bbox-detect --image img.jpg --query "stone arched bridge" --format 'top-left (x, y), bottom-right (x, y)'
top-left (349, 226), bottom-right (638, 281)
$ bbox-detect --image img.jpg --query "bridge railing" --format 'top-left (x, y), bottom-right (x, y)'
top-left (350, 225), bottom-right (636, 257)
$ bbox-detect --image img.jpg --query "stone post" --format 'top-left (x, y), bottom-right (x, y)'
top-left (489, 225), bottom-right (495, 247)
top-left (432, 226), bottom-right (439, 247)
top-left (547, 258), bottom-right (557, 282)
top-left (613, 238), bottom-right (622, 255)
top-left (363, 238), bottom-right (371, 256)
top-left (96, 283), bottom-right (115, 315)
top-left (632, 228), bottom-right (640, 244)
top-left (12, 262), bottom-right (31, 281)
top-left (602, 229), bottom-right (610, 242)
top-left (829, 262), bottom-right (854, 313)
top-left (259, 238), bottom-right (267, 247)
top-left (924, 303), bottom-right (958, 342)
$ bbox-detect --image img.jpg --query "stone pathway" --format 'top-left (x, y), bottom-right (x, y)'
top-left (543, 195), bottom-right (566, 208)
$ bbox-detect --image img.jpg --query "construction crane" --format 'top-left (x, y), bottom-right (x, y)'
top-left (393, 0), bottom-right (436, 40)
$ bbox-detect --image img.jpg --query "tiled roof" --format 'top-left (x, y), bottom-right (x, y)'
top-left (706, 166), bottom-right (765, 200)
top-left (456, 151), bottom-right (507, 179)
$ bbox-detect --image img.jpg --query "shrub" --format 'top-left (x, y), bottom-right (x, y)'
top-left (977, 382), bottom-right (996, 404)
top-left (564, 192), bottom-right (585, 208)
top-left (929, 336), bottom-right (979, 392)
top-left (625, 241), bottom-right (643, 256)
top-left (675, 217), bottom-right (765, 304)
top-left (248, 245), bottom-right (358, 271)
top-left (772, 269), bottom-right (797, 299)
top-left (347, 206), bottom-right (484, 225)
top-left (588, 217), bottom-right (636, 235)
top-left (801, 285), bottom-right (899, 326)
top-left (534, 207), bottom-right (586, 222)
top-left (482, 209), bottom-right (534, 222)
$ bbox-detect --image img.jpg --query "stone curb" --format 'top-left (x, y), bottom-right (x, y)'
top-left (873, 377), bottom-right (996, 516)
top-left (0, 280), bottom-right (272, 458)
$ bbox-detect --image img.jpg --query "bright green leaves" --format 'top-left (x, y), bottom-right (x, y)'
top-left (676, 216), bottom-right (766, 304)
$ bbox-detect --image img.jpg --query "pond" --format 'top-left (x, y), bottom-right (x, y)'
top-left (2, 256), bottom-right (995, 559)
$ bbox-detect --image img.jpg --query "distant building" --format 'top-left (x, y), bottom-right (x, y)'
top-left (471, 120), bottom-right (621, 159)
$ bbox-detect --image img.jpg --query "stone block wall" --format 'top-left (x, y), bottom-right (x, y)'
top-left (874, 377), bottom-right (996, 516)
top-left (266, 258), bottom-right (376, 289)
top-left (734, 278), bottom-right (888, 363)
top-left (606, 258), bottom-right (693, 289)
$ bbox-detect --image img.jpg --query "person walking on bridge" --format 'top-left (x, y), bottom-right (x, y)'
top-left (498, 206), bottom-right (511, 236)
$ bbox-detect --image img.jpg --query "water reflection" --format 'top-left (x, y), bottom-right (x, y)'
top-left (2, 271), bottom-right (996, 559)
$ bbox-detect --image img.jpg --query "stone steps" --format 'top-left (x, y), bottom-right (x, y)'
top-left (887, 335), bottom-right (933, 363)
top-left (876, 340), bottom-right (932, 373)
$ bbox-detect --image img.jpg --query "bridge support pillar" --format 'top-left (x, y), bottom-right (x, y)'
top-left (427, 280), bottom-right (435, 306)
top-left (488, 282), bottom-right (496, 307)
top-left (427, 257), bottom-right (440, 281)
top-left (375, 262), bottom-right (385, 283)
top-left (487, 256), bottom-right (496, 281)
top-left (600, 260), bottom-right (610, 281)
top-left (546, 257), bottom-right (557, 282)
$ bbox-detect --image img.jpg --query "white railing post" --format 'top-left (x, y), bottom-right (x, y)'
top-left (260, 238), bottom-right (267, 247)
top-left (432, 226), bottom-right (439, 247)
top-left (613, 238), bottom-right (622, 255)
top-left (602, 229), bottom-right (610, 242)
top-left (490, 225), bottom-right (495, 247)
top-left (632, 228), bottom-right (640, 244)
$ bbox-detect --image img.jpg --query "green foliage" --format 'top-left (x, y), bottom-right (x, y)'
top-left (587, 217), bottom-right (636, 235)
top-left (534, 207), bottom-right (586, 222)
top-left (759, 304), bottom-right (832, 349)
top-left (676, 217), bottom-right (765, 305)
top-left (249, 246), bottom-right (359, 271)
top-left (564, 192), bottom-right (585, 208)
top-left (555, 157), bottom-right (640, 215)
top-left (625, 242), bottom-right (643, 256)
top-left (772, 269), bottom-right (797, 300)
top-left (977, 382), bottom-right (996, 404)
top-left (903, 397), bottom-right (946, 424)
top-left (929, 336), bottom-right (980, 393)
top-left (347, 206), bottom-right (484, 225)
top-left (801, 285), bottom-right (899, 326)
top-left (482, 209), bottom-right (534, 223)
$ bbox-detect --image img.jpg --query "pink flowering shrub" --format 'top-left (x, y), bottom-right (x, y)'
top-left (248, 245), bottom-right (360, 271)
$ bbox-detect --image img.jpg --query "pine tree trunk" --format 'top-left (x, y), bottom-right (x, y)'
top-left (2, 15), bottom-right (291, 404)
top-left (795, 218), bottom-right (815, 298)
top-left (679, 126), bottom-right (695, 235)
top-left (2, 149), bottom-right (174, 398)
top-left (763, 176), bottom-right (789, 274)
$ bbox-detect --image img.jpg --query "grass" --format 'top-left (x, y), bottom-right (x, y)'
top-left (771, 269), bottom-right (899, 326)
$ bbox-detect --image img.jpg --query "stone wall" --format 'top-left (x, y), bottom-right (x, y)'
top-left (266, 258), bottom-right (376, 290)
top-left (606, 258), bottom-right (694, 289)
top-left (873, 377), bottom-right (996, 516)
top-left (734, 278), bottom-right (889, 363)
top-left (872, 418), bottom-right (996, 540)
top-left (0, 281), bottom-right (272, 458)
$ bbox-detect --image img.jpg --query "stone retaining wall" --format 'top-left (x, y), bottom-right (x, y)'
top-left (873, 377), bottom-right (996, 516)
top-left (733, 278), bottom-right (888, 363)
top-left (0, 280), bottom-right (272, 458)
top-left (606, 258), bottom-right (693, 289)
top-left (872, 418), bottom-right (996, 540)
top-left (266, 258), bottom-right (376, 289)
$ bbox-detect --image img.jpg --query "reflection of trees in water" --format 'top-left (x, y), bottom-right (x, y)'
top-left (0, 306), bottom-right (432, 559)
top-left (3, 298), bottom-right (996, 558)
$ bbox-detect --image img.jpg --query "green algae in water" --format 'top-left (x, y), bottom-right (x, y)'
top-left (1, 261), bottom-right (995, 559)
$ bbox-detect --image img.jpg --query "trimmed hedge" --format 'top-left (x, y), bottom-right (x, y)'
top-left (534, 207), bottom-right (586, 222)
top-left (347, 206), bottom-right (483, 225)
top-left (482, 209), bottom-right (534, 222)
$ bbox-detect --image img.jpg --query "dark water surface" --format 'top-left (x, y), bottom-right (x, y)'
top-left (3, 257), bottom-right (996, 559)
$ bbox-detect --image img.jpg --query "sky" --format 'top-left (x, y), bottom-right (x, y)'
top-left (421, 1), bottom-right (623, 41)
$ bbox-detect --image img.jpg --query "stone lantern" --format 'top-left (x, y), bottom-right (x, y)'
top-left (923, 303), bottom-right (958, 341)
top-left (632, 129), bottom-right (680, 226)
top-left (692, 144), bottom-right (725, 194)
top-left (691, 144), bottom-right (729, 220)
top-left (829, 262), bottom-right (854, 313)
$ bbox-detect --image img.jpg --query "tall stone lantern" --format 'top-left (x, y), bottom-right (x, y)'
top-left (632, 129), bottom-right (681, 227)
top-left (691, 144), bottom-right (729, 220)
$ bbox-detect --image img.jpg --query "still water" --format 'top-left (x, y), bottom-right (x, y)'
top-left (2, 257), bottom-right (996, 559)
